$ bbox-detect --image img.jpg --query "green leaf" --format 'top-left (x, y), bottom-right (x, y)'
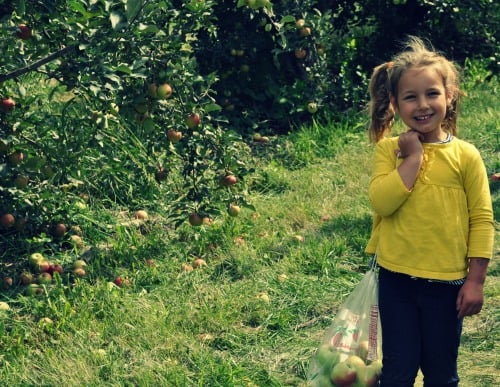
top-left (204, 104), bottom-right (222, 113)
top-left (126, 0), bottom-right (142, 22)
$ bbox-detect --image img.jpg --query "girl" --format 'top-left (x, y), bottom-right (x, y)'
top-left (365, 36), bottom-right (494, 386)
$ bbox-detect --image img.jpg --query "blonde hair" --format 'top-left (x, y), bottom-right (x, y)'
top-left (368, 36), bottom-right (463, 143)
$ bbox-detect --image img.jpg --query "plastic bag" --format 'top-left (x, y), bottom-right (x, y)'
top-left (308, 264), bottom-right (382, 387)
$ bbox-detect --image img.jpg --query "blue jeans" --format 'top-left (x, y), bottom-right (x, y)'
top-left (378, 267), bottom-right (463, 387)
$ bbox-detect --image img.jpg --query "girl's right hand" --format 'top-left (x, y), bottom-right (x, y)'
top-left (398, 130), bottom-right (424, 158)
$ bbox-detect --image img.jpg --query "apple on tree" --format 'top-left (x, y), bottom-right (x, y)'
top-left (1, 97), bottom-right (16, 112)
top-left (156, 83), bottom-right (173, 99)
top-left (0, 213), bottom-right (15, 229)
top-left (185, 112), bottom-right (201, 129)
top-left (307, 102), bottom-right (318, 114)
top-left (166, 129), bottom-right (183, 143)
top-left (16, 24), bottom-right (32, 40)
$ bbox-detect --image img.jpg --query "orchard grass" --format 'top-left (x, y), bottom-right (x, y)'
top-left (0, 81), bottom-right (498, 385)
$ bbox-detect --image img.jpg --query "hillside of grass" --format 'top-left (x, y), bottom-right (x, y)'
top-left (0, 75), bottom-right (498, 386)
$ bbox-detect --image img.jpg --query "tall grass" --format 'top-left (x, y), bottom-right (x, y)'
top-left (0, 70), bottom-right (498, 386)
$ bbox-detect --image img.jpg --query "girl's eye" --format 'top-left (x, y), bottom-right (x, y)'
top-left (428, 91), bottom-right (440, 97)
top-left (403, 95), bottom-right (415, 100)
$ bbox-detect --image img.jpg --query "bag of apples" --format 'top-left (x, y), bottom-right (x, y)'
top-left (308, 262), bottom-right (382, 387)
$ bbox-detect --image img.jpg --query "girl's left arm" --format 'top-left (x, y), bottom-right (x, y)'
top-left (456, 258), bottom-right (489, 318)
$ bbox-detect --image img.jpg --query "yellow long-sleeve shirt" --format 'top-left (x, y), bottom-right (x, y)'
top-left (365, 136), bottom-right (494, 281)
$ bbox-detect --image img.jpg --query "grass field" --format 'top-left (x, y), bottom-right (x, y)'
top-left (0, 75), bottom-right (498, 385)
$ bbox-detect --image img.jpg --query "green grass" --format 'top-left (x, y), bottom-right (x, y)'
top-left (0, 78), bottom-right (498, 386)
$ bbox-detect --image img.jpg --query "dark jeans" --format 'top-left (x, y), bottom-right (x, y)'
top-left (378, 267), bottom-right (463, 387)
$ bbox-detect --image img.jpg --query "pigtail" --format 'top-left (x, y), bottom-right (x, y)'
top-left (368, 62), bottom-right (395, 143)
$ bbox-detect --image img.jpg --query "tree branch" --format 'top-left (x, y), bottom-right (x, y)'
top-left (0, 45), bottom-right (76, 83)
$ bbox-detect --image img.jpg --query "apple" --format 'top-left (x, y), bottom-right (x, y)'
top-left (246, 0), bottom-right (258, 8)
top-left (73, 267), bottom-right (86, 277)
top-left (202, 217), bottom-right (213, 225)
top-left (193, 258), bottom-right (207, 268)
top-left (330, 361), bottom-right (357, 386)
top-left (316, 344), bottom-right (341, 370)
top-left (346, 355), bottom-right (366, 370)
top-left (228, 204), bottom-right (241, 217)
top-left (294, 48), bottom-right (307, 59)
top-left (148, 83), bottom-right (158, 98)
top-left (185, 112), bottom-right (201, 129)
top-left (3, 277), bottom-right (13, 288)
top-left (134, 210), bottom-right (149, 220)
top-left (37, 272), bottom-right (52, 285)
top-left (155, 167), bottom-right (168, 182)
top-left (70, 235), bottom-right (84, 249)
top-left (14, 174), bottom-right (29, 189)
top-left (52, 223), bottom-right (67, 238)
top-left (145, 259), bottom-right (155, 267)
top-left (29, 253), bottom-right (45, 266)
top-left (296, 19), bottom-right (306, 29)
top-left (220, 174), bottom-right (238, 186)
top-left (49, 264), bottom-right (63, 276)
top-left (166, 129), bottom-right (183, 143)
top-left (7, 151), bottom-right (24, 165)
top-left (0, 213), bottom-right (15, 229)
top-left (353, 365), bottom-right (379, 387)
top-left (113, 276), bottom-right (124, 286)
top-left (307, 102), bottom-right (318, 114)
top-left (0, 301), bottom-right (10, 311)
top-left (16, 24), bottom-right (32, 40)
top-left (182, 263), bottom-right (194, 272)
top-left (1, 97), bottom-right (15, 112)
top-left (25, 283), bottom-right (43, 296)
top-left (36, 261), bottom-right (51, 273)
top-left (156, 83), bottom-right (173, 99)
top-left (300, 27), bottom-right (312, 37)
top-left (188, 213), bottom-right (203, 227)
top-left (491, 172), bottom-right (500, 181)
top-left (73, 259), bottom-right (87, 269)
top-left (20, 271), bottom-right (34, 285)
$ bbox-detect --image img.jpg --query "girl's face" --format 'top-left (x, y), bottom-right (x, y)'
top-left (391, 66), bottom-right (452, 143)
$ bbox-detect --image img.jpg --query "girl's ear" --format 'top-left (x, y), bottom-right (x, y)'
top-left (445, 89), bottom-right (454, 105)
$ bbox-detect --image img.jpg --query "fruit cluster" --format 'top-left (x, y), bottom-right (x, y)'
top-left (311, 341), bottom-right (382, 387)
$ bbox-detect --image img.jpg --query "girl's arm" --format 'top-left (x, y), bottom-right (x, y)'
top-left (396, 130), bottom-right (424, 190)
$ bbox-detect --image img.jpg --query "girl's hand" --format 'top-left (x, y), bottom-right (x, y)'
top-left (398, 130), bottom-right (424, 158)
top-left (456, 280), bottom-right (484, 318)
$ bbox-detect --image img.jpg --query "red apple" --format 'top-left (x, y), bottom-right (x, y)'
top-left (16, 24), bottom-right (32, 40)
top-left (52, 223), bottom-right (67, 237)
top-left (491, 172), bottom-right (500, 181)
top-left (0, 213), bottom-right (15, 229)
top-left (1, 97), bottom-right (15, 112)
top-left (220, 174), bottom-right (237, 186)
top-left (49, 264), bottom-right (63, 276)
top-left (114, 276), bottom-right (123, 286)
top-left (299, 26), bottom-right (312, 36)
top-left (73, 267), bottom-right (86, 277)
top-left (155, 167), bottom-right (168, 182)
top-left (294, 48), bottom-right (307, 59)
top-left (188, 213), bottom-right (203, 227)
top-left (2, 277), bottom-right (13, 289)
top-left (166, 129), bottom-right (183, 143)
top-left (36, 261), bottom-right (51, 273)
top-left (330, 361), bottom-right (357, 386)
top-left (353, 364), bottom-right (380, 387)
top-left (185, 113), bottom-right (201, 129)
top-left (7, 151), bottom-right (24, 165)
top-left (156, 83), bottom-right (173, 99)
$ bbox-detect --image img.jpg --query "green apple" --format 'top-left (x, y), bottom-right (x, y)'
top-left (228, 204), bottom-right (241, 217)
top-left (37, 272), bottom-right (52, 285)
top-left (156, 83), bottom-right (173, 99)
top-left (316, 344), bottom-right (341, 371)
top-left (0, 301), bottom-right (10, 311)
top-left (73, 259), bottom-right (87, 269)
top-left (29, 253), bottom-right (45, 266)
top-left (346, 355), bottom-right (366, 370)
top-left (307, 102), bottom-right (318, 114)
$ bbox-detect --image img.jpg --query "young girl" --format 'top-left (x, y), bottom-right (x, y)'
top-left (365, 36), bottom-right (494, 386)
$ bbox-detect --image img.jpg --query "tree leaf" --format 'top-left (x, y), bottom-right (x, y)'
top-left (126, 0), bottom-right (142, 22)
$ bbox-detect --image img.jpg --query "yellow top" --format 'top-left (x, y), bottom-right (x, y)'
top-left (365, 136), bottom-right (494, 280)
